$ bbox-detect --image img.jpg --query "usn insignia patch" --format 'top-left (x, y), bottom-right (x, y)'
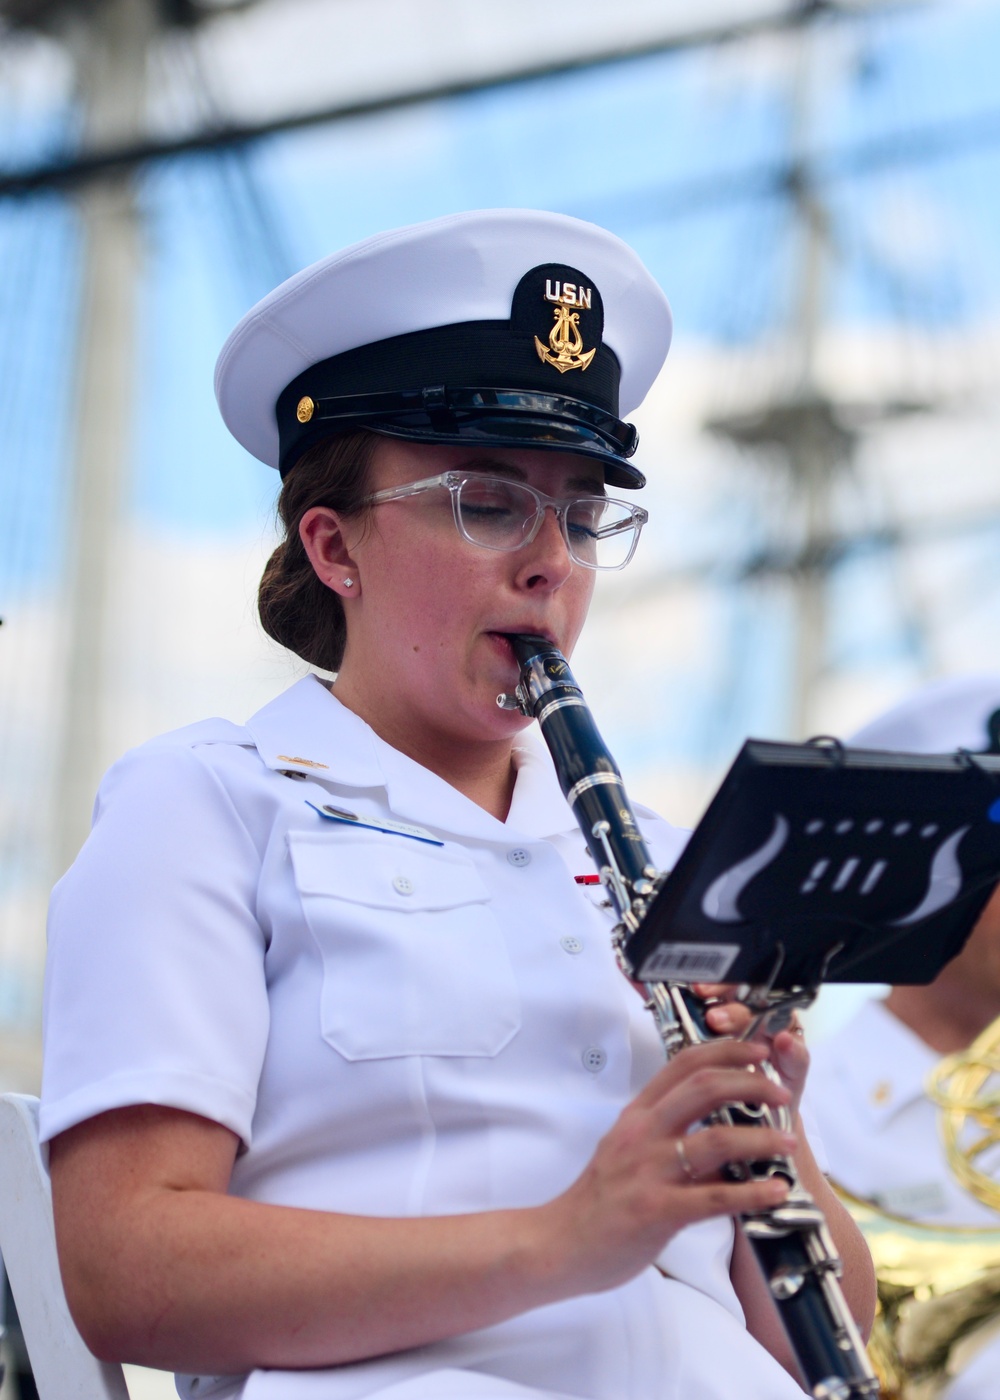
top-left (535, 298), bottom-right (596, 374)
top-left (510, 263), bottom-right (604, 377)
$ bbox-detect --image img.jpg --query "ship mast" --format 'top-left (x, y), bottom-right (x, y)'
top-left (704, 5), bottom-right (935, 739)
top-left (1, 0), bottom-right (255, 873)
top-left (707, 12), bottom-right (853, 738)
top-left (54, 0), bottom-right (155, 875)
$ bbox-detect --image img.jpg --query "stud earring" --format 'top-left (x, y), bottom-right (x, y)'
top-left (343, 578), bottom-right (354, 589)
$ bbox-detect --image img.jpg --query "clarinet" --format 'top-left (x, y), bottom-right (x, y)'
top-left (501, 635), bottom-right (879, 1400)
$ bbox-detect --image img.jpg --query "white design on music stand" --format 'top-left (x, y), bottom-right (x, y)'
top-left (701, 814), bottom-right (790, 923)
top-left (890, 825), bottom-right (969, 926)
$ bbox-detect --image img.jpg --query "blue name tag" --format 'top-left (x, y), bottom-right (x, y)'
top-left (305, 800), bottom-right (444, 846)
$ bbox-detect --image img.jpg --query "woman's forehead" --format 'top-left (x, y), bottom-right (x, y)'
top-left (369, 438), bottom-right (607, 492)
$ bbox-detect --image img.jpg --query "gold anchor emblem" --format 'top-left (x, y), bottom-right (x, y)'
top-left (534, 303), bottom-right (596, 374)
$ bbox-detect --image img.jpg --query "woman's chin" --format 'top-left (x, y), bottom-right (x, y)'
top-left (465, 689), bottom-right (533, 745)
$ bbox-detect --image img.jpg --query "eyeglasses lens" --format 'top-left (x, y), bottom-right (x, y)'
top-left (455, 478), bottom-right (638, 570)
top-left (455, 477), bottom-right (538, 550)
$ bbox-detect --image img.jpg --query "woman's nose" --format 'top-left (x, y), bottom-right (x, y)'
top-left (515, 505), bottom-right (574, 588)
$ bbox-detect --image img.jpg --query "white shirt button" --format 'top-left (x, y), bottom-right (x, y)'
top-left (392, 875), bottom-right (414, 895)
top-left (560, 935), bottom-right (584, 955)
top-left (582, 1046), bottom-right (607, 1073)
top-left (507, 848), bottom-right (531, 867)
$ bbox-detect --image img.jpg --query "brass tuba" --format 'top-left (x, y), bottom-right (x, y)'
top-left (831, 1014), bottom-right (1000, 1398)
top-left (927, 1015), bottom-right (1000, 1213)
top-left (831, 1185), bottom-right (1000, 1399)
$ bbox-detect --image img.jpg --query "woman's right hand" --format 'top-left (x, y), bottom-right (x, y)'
top-left (540, 1037), bottom-right (796, 1295)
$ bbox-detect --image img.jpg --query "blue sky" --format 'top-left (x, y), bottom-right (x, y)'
top-left (3, 0), bottom-right (1000, 596)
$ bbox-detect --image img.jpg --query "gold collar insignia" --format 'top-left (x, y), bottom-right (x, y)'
top-left (276, 754), bottom-right (330, 769)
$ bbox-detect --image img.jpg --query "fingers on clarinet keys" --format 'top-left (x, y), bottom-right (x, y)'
top-left (675, 1137), bottom-right (697, 1182)
top-left (690, 985), bottom-right (733, 1012)
top-left (706, 1003), bottom-right (740, 1034)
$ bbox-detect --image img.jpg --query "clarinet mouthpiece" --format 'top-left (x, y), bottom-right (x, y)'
top-left (508, 634), bottom-right (557, 666)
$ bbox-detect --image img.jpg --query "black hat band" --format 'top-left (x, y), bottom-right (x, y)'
top-left (276, 317), bottom-right (628, 478)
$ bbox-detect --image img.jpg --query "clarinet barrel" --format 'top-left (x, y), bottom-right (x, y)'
top-left (503, 634), bottom-right (880, 1400)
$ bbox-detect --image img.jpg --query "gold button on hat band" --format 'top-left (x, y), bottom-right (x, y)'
top-left (296, 395), bottom-right (315, 423)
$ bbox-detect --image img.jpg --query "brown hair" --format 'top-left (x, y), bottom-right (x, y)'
top-left (258, 431), bottom-right (379, 673)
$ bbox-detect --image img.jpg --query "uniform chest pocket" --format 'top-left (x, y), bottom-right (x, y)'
top-left (289, 831), bottom-right (522, 1060)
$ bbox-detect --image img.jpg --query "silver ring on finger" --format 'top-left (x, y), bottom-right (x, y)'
top-left (675, 1136), bottom-right (697, 1181)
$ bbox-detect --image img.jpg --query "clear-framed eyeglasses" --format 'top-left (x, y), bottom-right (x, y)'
top-left (360, 471), bottom-right (648, 571)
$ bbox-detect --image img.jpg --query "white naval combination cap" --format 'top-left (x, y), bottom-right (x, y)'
top-left (214, 208), bottom-right (673, 490)
top-left (849, 674), bottom-right (1000, 755)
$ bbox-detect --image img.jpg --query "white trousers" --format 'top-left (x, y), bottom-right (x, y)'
top-left (231, 1294), bottom-right (807, 1400)
top-left (190, 1274), bottom-right (808, 1400)
top-left (243, 1374), bottom-right (579, 1399)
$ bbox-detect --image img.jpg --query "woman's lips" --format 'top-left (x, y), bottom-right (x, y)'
top-left (487, 630), bottom-right (556, 662)
top-left (486, 632), bottom-right (519, 667)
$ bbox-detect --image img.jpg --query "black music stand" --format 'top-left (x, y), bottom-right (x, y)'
top-left (625, 739), bottom-right (1000, 991)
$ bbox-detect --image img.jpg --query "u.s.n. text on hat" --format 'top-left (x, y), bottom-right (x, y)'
top-left (213, 209), bottom-right (673, 490)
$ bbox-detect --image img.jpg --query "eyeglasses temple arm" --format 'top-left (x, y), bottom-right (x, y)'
top-left (362, 473), bottom-right (455, 506)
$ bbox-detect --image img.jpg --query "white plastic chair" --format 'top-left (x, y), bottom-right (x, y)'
top-left (0, 1092), bottom-right (129, 1399)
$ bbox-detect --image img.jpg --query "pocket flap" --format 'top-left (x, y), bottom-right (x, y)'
top-left (288, 829), bottom-right (518, 1060)
top-left (289, 830), bottom-right (490, 912)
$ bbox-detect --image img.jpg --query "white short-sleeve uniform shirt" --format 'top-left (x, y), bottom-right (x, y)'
top-left (805, 997), bottom-right (1000, 1400)
top-left (43, 677), bottom-right (806, 1400)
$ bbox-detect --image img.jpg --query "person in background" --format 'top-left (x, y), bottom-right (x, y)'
top-left (804, 672), bottom-right (1000, 1400)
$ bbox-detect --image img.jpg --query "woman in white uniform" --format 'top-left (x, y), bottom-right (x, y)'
top-left (40, 209), bottom-right (874, 1400)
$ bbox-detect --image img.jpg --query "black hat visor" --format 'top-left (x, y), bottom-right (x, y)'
top-left (281, 384), bottom-right (643, 489)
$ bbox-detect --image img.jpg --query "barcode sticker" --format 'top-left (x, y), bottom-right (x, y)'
top-left (637, 942), bottom-right (740, 983)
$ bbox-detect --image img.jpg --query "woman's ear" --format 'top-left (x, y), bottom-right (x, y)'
top-left (299, 507), bottom-right (360, 598)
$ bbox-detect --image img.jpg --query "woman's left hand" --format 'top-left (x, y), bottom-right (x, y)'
top-left (691, 983), bottom-right (809, 1116)
top-left (687, 983), bottom-right (876, 1352)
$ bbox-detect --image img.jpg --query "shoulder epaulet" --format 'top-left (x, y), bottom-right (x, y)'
top-left (142, 717), bottom-right (253, 752)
